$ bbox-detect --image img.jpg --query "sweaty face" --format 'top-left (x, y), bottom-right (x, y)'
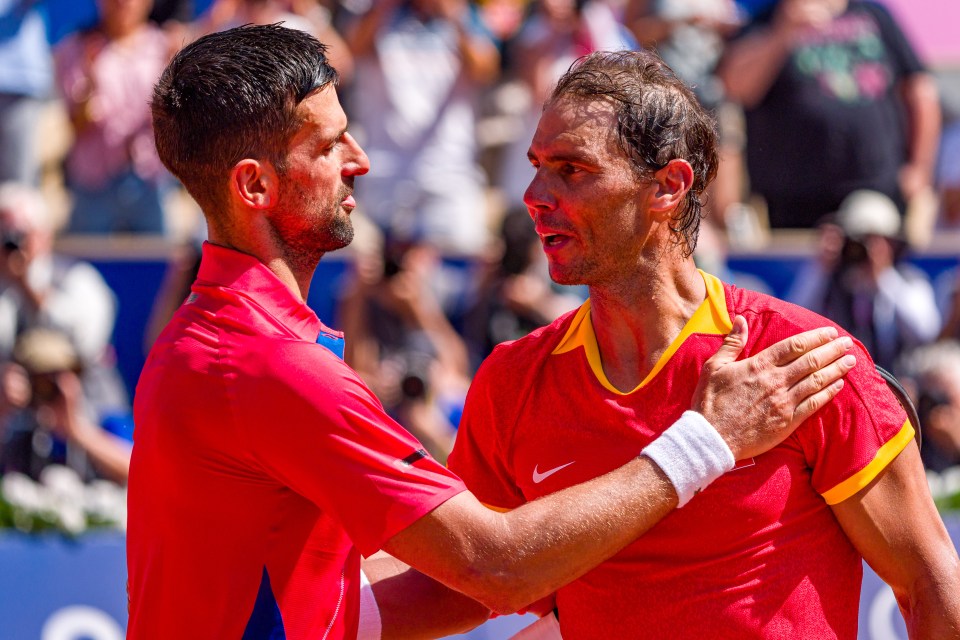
top-left (270, 85), bottom-right (369, 260)
top-left (523, 96), bottom-right (655, 287)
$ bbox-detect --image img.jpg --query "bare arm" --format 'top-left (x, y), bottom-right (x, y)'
top-left (718, 0), bottom-right (835, 108)
top-left (898, 73), bottom-right (941, 200)
top-left (716, 24), bottom-right (794, 108)
top-left (362, 552), bottom-right (491, 640)
top-left (438, 0), bottom-right (500, 84)
top-left (345, 0), bottom-right (402, 58)
top-left (383, 320), bottom-right (856, 613)
top-left (831, 442), bottom-right (960, 638)
top-left (624, 0), bottom-right (676, 48)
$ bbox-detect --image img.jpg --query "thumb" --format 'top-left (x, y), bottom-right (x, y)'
top-left (709, 315), bottom-right (749, 367)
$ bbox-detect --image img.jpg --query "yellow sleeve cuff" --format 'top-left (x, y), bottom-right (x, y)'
top-left (820, 420), bottom-right (915, 505)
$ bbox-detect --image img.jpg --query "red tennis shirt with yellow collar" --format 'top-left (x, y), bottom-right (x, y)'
top-left (448, 271), bottom-right (913, 640)
top-left (127, 242), bottom-right (465, 639)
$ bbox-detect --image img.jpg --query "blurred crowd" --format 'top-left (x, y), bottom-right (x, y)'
top-left (1, 0), bottom-right (959, 479)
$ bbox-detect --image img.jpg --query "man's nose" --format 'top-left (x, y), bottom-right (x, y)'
top-left (523, 171), bottom-right (555, 214)
top-left (343, 132), bottom-right (370, 177)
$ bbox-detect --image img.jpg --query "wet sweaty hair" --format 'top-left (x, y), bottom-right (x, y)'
top-left (151, 24), bottom-right (339, 217)
top-left (549, 50), bottom-right (719, 255)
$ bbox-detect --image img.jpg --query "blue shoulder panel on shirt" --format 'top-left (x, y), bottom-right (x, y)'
top-left (317, 330), bottom-right (345, 360)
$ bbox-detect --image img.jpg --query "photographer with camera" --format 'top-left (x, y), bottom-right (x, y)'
top-left (338, 234), bottom-right (471, 462)
top-left (789, 189), bottom-right (942, 370)
top-left (0, 183), bottom-right (131, 484)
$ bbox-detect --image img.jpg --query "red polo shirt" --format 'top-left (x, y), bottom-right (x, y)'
top-left (128, 243), bottom-right (465, 639)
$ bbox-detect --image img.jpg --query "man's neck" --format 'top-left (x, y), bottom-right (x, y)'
top-left (207, 228), bottom-right (318, 304)
top-left (588, 260), bottom-right (705, 392)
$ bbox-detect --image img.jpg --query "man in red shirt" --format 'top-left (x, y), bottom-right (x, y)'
top-left (448, 50), bottom-right (960, 638)
top-left (128, 26), bottom-right (854, 639)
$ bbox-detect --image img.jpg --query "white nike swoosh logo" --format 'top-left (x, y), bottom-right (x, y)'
top-left (532, 461), bottom-right (576, 484)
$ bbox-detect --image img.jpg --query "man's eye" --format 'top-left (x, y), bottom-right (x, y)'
top-left (560, 163), bottom-right (581, 175)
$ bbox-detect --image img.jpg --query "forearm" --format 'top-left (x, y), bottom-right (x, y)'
top-left (899, 562), bottom-right (960, 639)
top-left (453, 21), bottom-right (499, 84)
top-left (412, 303), bottom-right (470, 376)
top-left (386, 456), bottom-right (678, 613)
top-left (718, 27), bottom-right (793, 108)
top-left (346, 3), bottom-right (396, 57)
top-left (71, 421), bottom-right (131, 485)
top-left (364, 553), bottom-right (491, 639)
top-left (488, 457), bottom-right (677, 603)
top-left (628, 15), bottom-right (676, 47)
top-left (900, 74), bottom-right (941, 182)
top-left (833, 444), bottom-right (960, 639)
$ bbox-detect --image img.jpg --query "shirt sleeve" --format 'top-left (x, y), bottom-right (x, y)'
top-left (862, 1), bottom-right (926, 77)
top-left (795, 338), bottom-right (914, 505)
top-left (447, 349), bottom-right (528, 511)
top-left (238, 340), bottom-right (466, 557)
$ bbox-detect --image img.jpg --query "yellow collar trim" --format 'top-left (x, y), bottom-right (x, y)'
top-left (551, 271), bottom-right (732, 395)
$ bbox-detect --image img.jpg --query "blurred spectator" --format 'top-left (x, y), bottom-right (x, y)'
top-left (203, 0), bottom-right (354, 80)
top-left (0, 328), bottom-right (131, 483)
top-left (496, 0), bottom-right (634, 205)
top-left (0, 184), bottom-right (130, 483)
top-left (898, 340), bottom-right (960, 472)
top-left (788, 189), bottom-right (941, 370)
top-left (338, 235), bottom-right (471, 461)
top-left (344, 0), bottom-right (500, 255)
top-left (463, 206), bottom-right (582, 367)
top-left (0, 0), bottom-right (54, 186)
top-left (718, 0), bottom-right (941, 229)
top-left (54, 0), bottom-right (173, 234)
top-left (939, 268), bottom-right (960, 342)
top-left (624, 0), bottom-right (739, 110)
top-left (937, 118), bottom-right (960, 229)
top-left (475, 0), bottom-right (528, 46)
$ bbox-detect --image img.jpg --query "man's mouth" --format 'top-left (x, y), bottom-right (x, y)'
top-left (537, 227), bottom-right (573, 249)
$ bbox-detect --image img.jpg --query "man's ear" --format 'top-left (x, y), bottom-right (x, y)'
top-left (230, 159), bottom-right (279, 210)
top-left (648, 159), bottom-right (694, 217)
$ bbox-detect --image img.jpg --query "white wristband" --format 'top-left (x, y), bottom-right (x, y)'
top-left (358, 568), bottom-right (382, 640)
top-left (641, 410), bottom-right (735, 507)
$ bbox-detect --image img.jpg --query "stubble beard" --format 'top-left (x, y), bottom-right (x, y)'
top-left (273, 181), bottom-right (355, 273)
top-left (314, 181), bottom-right (355, 252)
top-left (547, 253), bottom-right (596, 287)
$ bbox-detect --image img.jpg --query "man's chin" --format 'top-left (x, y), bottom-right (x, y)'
top-left (547, 265), bottom-right (583, 287)
top-left (319, 223), bottom-right (354, 253)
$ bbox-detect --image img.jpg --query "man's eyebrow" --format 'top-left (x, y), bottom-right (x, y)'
top-left (529, 149), bottom-right (594, 164)
top-left (317, 124), bottom-right (348, 147)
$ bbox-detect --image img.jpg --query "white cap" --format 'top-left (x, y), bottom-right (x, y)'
top-left (835, 189), bottom-right (902, 239)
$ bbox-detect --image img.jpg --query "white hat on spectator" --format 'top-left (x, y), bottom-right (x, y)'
top-left (835, 189), bottom-right (902, 239)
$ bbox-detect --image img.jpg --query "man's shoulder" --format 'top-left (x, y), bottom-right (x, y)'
top-left (725, 282), bottom-right (894, 412)
top-left (724, 283), bottom-right (842, 343)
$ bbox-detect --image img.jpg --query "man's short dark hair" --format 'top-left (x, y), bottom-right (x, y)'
top-left (550, 50), bottom-right (719, 255)
top-left (152, 24), bottom-right (339, 216)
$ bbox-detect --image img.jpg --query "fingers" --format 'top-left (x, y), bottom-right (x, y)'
top-left (755, 326), bottom-right (840, 368)
top-left (704, 315), bottom-right (749, 370)
top-left (792, 378), bottom-right (846, 424)
top-left (781, 335), bottom-right (854, 385)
